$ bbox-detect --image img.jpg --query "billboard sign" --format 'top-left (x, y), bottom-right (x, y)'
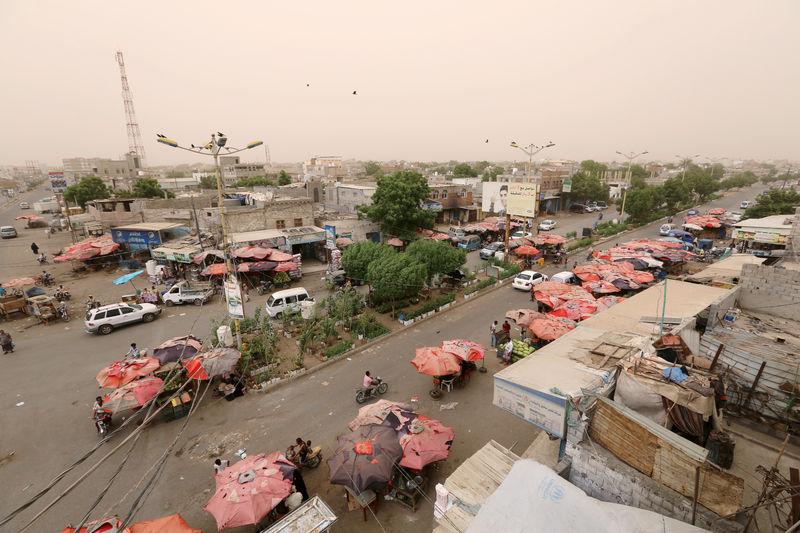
top-left (112, 229), bottom-right (162, 246)
top-left (224, 279), bottom-right (245, 319)
top-left (493, 376), bottom-right (567, 438)
top-left (325, 225), bottom-right (336, 249)
top-left (49, 172), bottom-right (67, 194)
top-left (562, 178), bottom-right (572, 193)
top-left (482, 182), bottom-right (539, 217)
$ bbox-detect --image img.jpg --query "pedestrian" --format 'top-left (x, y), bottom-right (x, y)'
top-left (502, 320), bottom-right (511, 336)
top-left (45, 227), bottom-right (50, 239)
top-left (572, 262), bottom-right (577, 270)
top-left (31, 242), bottom-right (39, 255)
top-left (598, 212), bottom-right (603, 221)
top-left (292, 469), bottom-right (309, 501)
top-left (563, 253), bottom-right (569, 265)
top-left (586, 249), bottom-right (594, 261)
top-left (0, 330), bottom-right (13, 354)
top-left (242, 283), bottom-right (250, 303)
top-left (520, 328), bottom-right (526, 341)
top-left (593, 221), bottom-right (598, 231)
top-left (490, 320), bottom-right (498, 348)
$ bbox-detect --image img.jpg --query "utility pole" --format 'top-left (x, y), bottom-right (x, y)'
top-left (616, 150), bottom-right (649, 221)
top-left (508, 141), bottom-right (555, 252)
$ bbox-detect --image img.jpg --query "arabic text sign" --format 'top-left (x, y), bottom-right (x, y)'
top-left (224, 279), bottom-right (244, 319)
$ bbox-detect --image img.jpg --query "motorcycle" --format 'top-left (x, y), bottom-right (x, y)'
top-left (37, 254), bottom-right (49, 265)
top-left (256, 279), bottom-right (274, 296)
top-left (55, 289), bottom-right (71, 301)
top-left (95, 409), bottom-right (113, 436)
top-left (355, 377), bottom-right (389, 404)
top-left (57, 304), bottom-right (70, 322)
top-left (288, 441), bottom-right (323, 469)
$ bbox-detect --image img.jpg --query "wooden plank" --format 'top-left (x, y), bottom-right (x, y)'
top-left (790, 468), bottom-right (800, 525)
top-left (590, 398), bottom-right (744, 517)
top-left (709, 343), bottom-right (724, 371)
top-left (743, 361), bottom-right (767, 409)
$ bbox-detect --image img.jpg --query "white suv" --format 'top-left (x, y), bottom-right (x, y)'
top-left (85, 302), bottom-right (162, 335)
top-left (538, 219), bottom-right (556, 231)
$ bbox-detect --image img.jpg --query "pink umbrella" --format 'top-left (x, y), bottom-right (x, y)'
top-left (232, 246), bottom-right (272, 259)
top-left (581, 280), bottom-right (621, 294)
top-left (531, 232), bottom-right (567, 245)
top-left (2, 277), bottom-right (38, 288)
top-left (387, 238), bottom-right (404, 247)
top-left (440, 340), bottom-right (486, 361)
top-left (708, 207), bottom-right (726, 215)
top-left (204, 452), bottom-right (296, 530)
top-left (192, 249), bottom-right (224, 264)
top-left (549, 299), bottom-right (606, 321)
top-left (533, 281), bottom-right (595, 309)
top-left (411, 347), bottom-right (460, 376)
top-left (528, 316), bottom-right (576, 341)
top-left (398, 415), bottom-right (455, 470)
top-left (272, 262), bottom-right (297, 272)
top-left (267, 250), bottom-right (294, 262)
top-left (102, 376), bottom-right (163, 414)
top-left (96, 358), bottom-right (161, 389)
top-left (347, 399), bottom-right (416, 431)
top-left (514, 245), bottom-right (540, 256)
top-left (504, 309), bottom-right (546, 327)
top-left (201, 263), bottom-right (228, 276)
top-left (235, 263), bottom-right (252, 272)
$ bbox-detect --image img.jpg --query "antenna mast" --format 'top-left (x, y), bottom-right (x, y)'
top-left (115, 51), bottom-right (147, 168)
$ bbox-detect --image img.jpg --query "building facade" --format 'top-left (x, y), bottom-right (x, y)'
top-left (303, 156), bottom-right (345, 180)
top-left (427, 182), bottom-right (478, 224)
top-left (324, 182), bottom-right (377, 214)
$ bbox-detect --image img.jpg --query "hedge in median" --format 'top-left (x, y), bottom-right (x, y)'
top-left (323, 340), bottom-right (353, 358)
top-left (465, 276), bottom-right (497, 295)
top-left (403, 292), bottom-right (456, 320)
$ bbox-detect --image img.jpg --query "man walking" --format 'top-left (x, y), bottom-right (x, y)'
top-left (490, 320), bottom-right (498, 348)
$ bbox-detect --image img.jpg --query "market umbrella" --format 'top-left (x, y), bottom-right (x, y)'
top-left (15, 214), bottom-right (41, 220)
top-left (235, 263), bottom-right (252, 272)
top-left (708, 207), bottom-right (726, 215)
top-left (597, 295), bottom-right (626, 308)
top-left (581, 280), bottom-right (621, 294)
top-left (232, 246), bottom-right (271, 259)
top-left (112, 270), bottom-right (145, 285)
top-left (347, 399), bottom-right (417, 431)
top-left (182, 348), bottom-right (241, 380)
top-left (398, 415), bottom-right (454, 470)
top-left (440, 339), bottom-right (486, 361)
top-left (328, 424), bottom-right (403, 493)
top-left (386, 238), bottom-right (403, 247)
top-left (504, 309), bottom-right (546, 327)
top-left (247, 261), bottom-right (278, 272)
top-left (204, 452), bottom-right (296, 530)
top-left (152, 335), bottom-right (203, 364)
top-left (267, 250), bottom-right (294, 262)
top-left (201, 263), bottom-right (228, 276)
top-left (102, 376), bottom-right (163, 414)
top-left (514, 245), bottom-right (540, 256)
top-left (96, 358), bottom-right (161, 389)
top-left (683, 223), bottom-right (703, 231)
top-left (528, 316), bottom-right (576, 341)
top-left (335, 237), bottom-right (354, 247)
top-left (531, 232), bottom-right (567, 246)
top-left (272, 262), bottom-right (297, 272)
top-left (60, 517), bottom-right (130, 533)
top-left (533, 281), bottom-right (595, 309)
top-left (2, 277), bottom-right (38, 288)
top-left (130, 514), bottom-right (200, 533)
top-left (25, 286), bottom-right (46, 298)
top-left (193, 249), bottom-right (224, 264)
top-left (549, 299), bottom-right (606, 321)
top-left (411, 347), bottom-right (461, 376)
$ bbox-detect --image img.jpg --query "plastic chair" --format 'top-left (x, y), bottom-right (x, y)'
top-left (440, 378), bottom-right (456, 392)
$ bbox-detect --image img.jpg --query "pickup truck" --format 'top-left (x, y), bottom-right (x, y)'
top-left (33, 200), bottom-right (60, 214)
top-left (162, 281), bottom-right (214, 306)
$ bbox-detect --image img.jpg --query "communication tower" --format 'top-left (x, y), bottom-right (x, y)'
top-left (115, 51), bottom-right (147, 168)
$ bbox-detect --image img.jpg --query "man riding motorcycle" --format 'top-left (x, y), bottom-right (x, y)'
top-left (91, 396), bottom-right (111, 433)
top-left (363, 370), bottom-right (379, 396)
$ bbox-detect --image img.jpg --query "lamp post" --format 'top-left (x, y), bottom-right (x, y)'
top-left (615, 150), bottom-right (648, 222)
top-left (508, 141), bottom-right (555, 252)
top-left (156, 132), bottom-right (263, 349)
top-left (675, 154), bottom-right (700, 183)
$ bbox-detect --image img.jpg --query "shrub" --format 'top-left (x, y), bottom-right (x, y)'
top-left (465, 276), bottom-right (496, 295)
top-left (323, 340), bottom-right (353, 358)
top-left (403, 292), bottom-right (455, 320)
top-left (376, 299), bottom-right (409, 314)
top-left (366, 325), bottom-right (390, 339)
top-left (566, 231), bottom-right (577, 239)
top-left (567, 237), bottom-right (595, 251)
top-left (499, 264), bottom-right (522, 279)
top-left (596, 222), bottom-right (627, 237)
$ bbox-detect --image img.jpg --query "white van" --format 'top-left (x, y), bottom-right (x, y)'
top-left (551, 271), bottom-right (577, 285)
top-left (740, 200), bottom-right (752, 209)
top-left (265, 287), bottom-right (312, 318)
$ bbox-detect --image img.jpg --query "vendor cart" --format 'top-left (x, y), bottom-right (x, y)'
top-left (261, 495), bottom-right (337, 533)
top-left (27, 295), bottom-right (56, 324)
top-left (0, 295), bottom-right (29, 320)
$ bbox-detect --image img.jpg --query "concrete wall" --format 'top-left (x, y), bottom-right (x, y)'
top-left (317, 218), bottom-right (380, 242)
top-left (201, 198), bottom-right (314, 234)
top-left (566, 444), bottom-right (743, 533)
top-left (705, 286), bottom-right (740, 330)
top-left (738, 264), bottom-right (800, 320)
top-left (324, 184), bottom-right (375, 214)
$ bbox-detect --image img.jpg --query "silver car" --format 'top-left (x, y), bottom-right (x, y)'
top-left (0, 226), bottom-right (17, 239)
top-left (85, 302), bottom-right (162, 335)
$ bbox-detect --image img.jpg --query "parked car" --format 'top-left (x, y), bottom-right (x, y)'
top-left (551, 271), bottom-right (577, 285)
top-left (659, 223), bottom-right (676, 236)
top-left (729, 211), bottom-right (743, 222)
top-left (480, 242), bottom-right (505, 259)
top-left (162, 280), bottom-right (214, 306)
top-left (85, 302), bottom-right (162, 335)
top-left (458, 234), bottom-right (482, 251)
top-left (569, 204), bottom-right (590, 213)
top-left (511, 230), bottom-right (533, 240)
top-left (740, 200), bottom-right (752, 209)
top-left (686, 209), bottom-right (698, 216)
top-left (0, 226), bottom-right (17, 239)
top-left (18, 202), bottom-right (30, 209)
top-left (538, 219), bottom-right (557, 231)
top-left (265, 287), bottom-right (313, 318)
top-left (448, 226), bottom-right (466, 243)
top-left (593, 201), bottom-right (608, 210)
top-left (512, 270), bottom-right (548, 291)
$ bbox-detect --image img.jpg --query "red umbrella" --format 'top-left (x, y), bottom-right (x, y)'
top-left (398, 415), bottom-right (455, 470)
top-left (102, 376), bottom-right (163, 414)
top-left (504, 309), bottom-right (546, 327)
top-left (528, 316), bottom-right (576, 340)
top-left (232, 246), bottom-right (272, 259)
top-left (60, 517), bottom-right (129, 533)
top-left (347, 399), bottom-right (416, 431)
top-left (440, 340), bottom-right (486, 361)
top-left (597, 295), bottom-right (627, 308)
top-left (96, 358), bottom-right (161, 389)
top-left (708, 207), bottom-right (726, 215)
top-left (192, 249), bottom-right (224, 264)
top-left (236, 263), bottom-right (252, 272)
top-left (272, 262), bottom-right (297, 272)
top-left (267, 250), bottom-right (294, 262)
top-left (533, 281), bottom-right (595, 309)
top-left (201, 263), bottom-right (228, 276)
top-left (581, 280), bottom-right (621, 294)
top-left (531, 232), bottom-right (567, 245)
top-left (411, 347), bottom-right (460, 376)
top-left (549, 299), bottom-right (606, 321)
top-left (204, 452), bottom-right (296, 530)
top-left (2, 277), bottom-right (38, 288)
top-left (182, 348), bottom-right (241, 380)
top-left (387, 237), bottom-right (404, 247)
top-left (130, 514), bottom-right (200, 533)
top-left (514, 245), bottom-right (540, 256)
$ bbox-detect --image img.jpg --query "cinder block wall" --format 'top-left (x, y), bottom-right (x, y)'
top-left (738, 264), bottom-right (800, 320)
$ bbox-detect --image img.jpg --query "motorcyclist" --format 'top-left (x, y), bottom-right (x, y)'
top-left (57, 301), bottom-right (67, 318)
top-left (295, 437), bottom-right (309, 464)
top-left (126, 343), bottom-right (140, 359)
top-left (38, 252), bottom-right (47, 264)
top-left (91, 396), bottom-right (106, 432)
top-left (42, 270), bottom-right (52, 286)
top-left (363, 370), bottom-right (378, 396)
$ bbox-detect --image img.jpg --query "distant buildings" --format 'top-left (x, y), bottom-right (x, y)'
top-left (324, 182), bottom-right (377, 214)
top-left (62, 152), bottom-right (144, 189)
top-left (219, 156), bottom-right (265, 186)
top-left (303, 156), bottom-right (345, 180)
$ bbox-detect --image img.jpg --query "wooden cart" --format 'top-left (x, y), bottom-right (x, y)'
top-left (0, 295), bottom-right (28, 320)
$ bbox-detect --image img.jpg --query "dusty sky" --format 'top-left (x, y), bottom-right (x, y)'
top-left (1, 1), bottom-right (798, 168)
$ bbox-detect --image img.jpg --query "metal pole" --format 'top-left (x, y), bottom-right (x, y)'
top-left (659, 278), bottom-right (667, 337)
top-left (619, 156), bottom-right (633, 222)
top-left (191, 195), bottom-right (204, 251)
top-left (212, 135), bottom-right (243, 349)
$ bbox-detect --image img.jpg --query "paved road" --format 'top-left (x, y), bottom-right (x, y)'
top-left (0, 183), bottom-right (767, 532)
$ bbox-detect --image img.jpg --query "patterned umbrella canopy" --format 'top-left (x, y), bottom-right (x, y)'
top-left (96, 358), bottom-right (161, 389)
top-left (387, 238), bottom-right (403, 247)
top-left (272, 262), bottom-right (297, 272)
top-left (398, 415), bottom-right (455, 470)
top-left (182, 348), bottom-right (241, 380)
top-left (268, 250), bottom-right (294, 262)
top-left (514, 245), bottom-right (540, 256)
top-left (440, 339), bottom-right (486, 361)
top-left (549, 299), bottom-right (606, 321)
top-left (596, 295), bottom-right (627, 308)
top-left (192, 249), bottom-right (224, 264)
top-left (533, 281), bottom-right (595, 309)
top-left (2, 277), bottom-right (38, 288)
top-left (152, 335), bottom-right (203, 364)
top-left (411, 347), bottom-right (461, 376)
top-left (129, 514), bottom-right (200, 533)
top-left (707, 207), bottom-right (726, 215)
top-left (581, 280), bottom-right (621, 294)
top-left (102, 376), bottom-right (163, 414)
top-left (201, 263), bottom-right (228, 276)
top-left (204, 452), bottom-right (296, 530)
top-left (347, 400), bottom-right (417, 431)
top-left (504, 309), bottom-right (546, 327)
top-left (232, 246), bottom-right (272, 259)
top-left (531, 232), bottom-right (567, 245)
top-left (328, 424), bottom-right (403, 493)
top-left (248, 261), bottom-right (278, 272)
top-left (528, 316), bottom-right (576, 341)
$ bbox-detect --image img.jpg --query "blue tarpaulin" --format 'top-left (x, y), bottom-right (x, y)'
top-left (113, 270), bottom-right (145, 285)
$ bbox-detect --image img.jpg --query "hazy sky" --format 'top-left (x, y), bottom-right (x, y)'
top-left (1, 1), bottom-right (798, 168)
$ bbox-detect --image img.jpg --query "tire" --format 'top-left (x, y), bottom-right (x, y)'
top-left (141, 313), bottom-right (155, 323)
top-left (62, 314), bottom-right (70, 323)
top-left (355, 391), bottom-right (367, 404)
top-left (193, 298), bottom-right (203, 306)
top-left (165, 300), bottom-right (174, 307)
top-left (377, 382), bottom-right (388, 394)
top-left (307, 453), bottom-right (322, 468)
top-left (98, 324), bottom-right (113, 335)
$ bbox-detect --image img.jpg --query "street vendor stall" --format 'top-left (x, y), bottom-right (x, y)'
top-left (260, 495), bottom-right (337, 533)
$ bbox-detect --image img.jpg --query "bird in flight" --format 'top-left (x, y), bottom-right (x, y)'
top-left (306, 83), bottom-right (310, 87)
top-left (156, 134), bottom-right (165, 138)
top-left (485, 139), bottom-right (489, 143)
top-left (352, 90), bottom-right (357, 95)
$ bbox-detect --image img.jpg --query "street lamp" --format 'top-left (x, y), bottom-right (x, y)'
top-left (615, 150), bottom-right (649, 221)
top-left (156, 132), bottom-right (263, 348)
top-left (508, 141), bottom-right (555, 251)
top-left (675, 154), bottom-right (700, 182)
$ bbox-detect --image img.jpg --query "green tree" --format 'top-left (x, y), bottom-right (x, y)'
top-left (708, 163), bottom-right (725, 180)
top-left (166, 170), bottom-right (185, 179)
top-left (63, 176), bottom-right (111, 208)
top-left (341, 241), bottom-right (396, 285)
top-left (367, 252), bottom-right (426, 312)
top-left (433, 167), bottom-right (449, 175)
top-left (482, 166), bottom-right (505, 182)
top-left (580, 160), bottom-right (608, 178)
top-left (683, 166), bottom-right (719, 201)
top-left (565, 171), bottom-right (609, 203)
top-left (199, 175), bottom-right (217, 189)
top-left (621, 187), bottom-right (659, 222)
top-left (278, 170), bottom-right (292, 186)
top-left (474, 161), bottom-right (491, 174)
top-left (660, 177), bottom-right (692, 211)
top-left (405, 240), bottom-right (466, 279)
top-left (744, 188), bottom-right (800, 219)
top-left (364, 161), bottom-right (381, 176)
top-left (132, 177), bottom-right (172, 198)
top-left (453, 163), bottom-right (478, 178)
top-left (357, 170), bottom-right (435, 240)
top-left (234, 176), bottom-right (274, 188)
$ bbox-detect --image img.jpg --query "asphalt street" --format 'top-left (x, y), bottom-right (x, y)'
top-left (0, 183), bottom-right (767, 532)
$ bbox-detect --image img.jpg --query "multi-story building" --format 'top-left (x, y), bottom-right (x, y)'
top-left (324, 182), bottom-right (377, 214)
top-left (303, 156), bottom-right (345, 180)
top-left (62, 152), bottom-right (144, 189)
top-left (426, 182), bottom-right (478, 224)
top-left (219, 156), bottom-right (265, 186)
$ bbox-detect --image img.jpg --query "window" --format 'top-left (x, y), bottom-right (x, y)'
top-left (298, 293), bottom-right (307, 302)
top-left (120, 307), bottom-right (135, 314)
top-left (431, 191), bottom-right (439, 200)
top-left (294, 218), bottom-right (303, 227)
top-left (441, 191), bottom-right (448, 199)
top-left (93, 311), bottom-right (106, 320)
top-left (460, 189), bottom-right (467, 198)
top-left (286, 295), bottom-right (297, 304)
top-left (276, 220), bottom-right (286, 229)
top-left (105, 309), bottom-right (121, 318)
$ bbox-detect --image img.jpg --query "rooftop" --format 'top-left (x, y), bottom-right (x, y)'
top-left (112, 222), bottom-right (185, 232)
top-left (734, 214), bottom-right (793, 229)
top-left (685, 253), bottom-right (765, 286)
